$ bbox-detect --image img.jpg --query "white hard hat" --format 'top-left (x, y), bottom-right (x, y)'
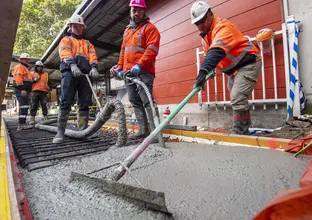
top-left (190, 1), bottom-right (211, 24)
top-left (19, 53), bottom-right (31, 59)
top-left (35, 61), bottom-right (43, 66)
top-left (67, 14), bottom-right (86, 27)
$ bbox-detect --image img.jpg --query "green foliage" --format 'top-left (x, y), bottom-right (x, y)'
top-left (14, 0), bottom-right (82, 58)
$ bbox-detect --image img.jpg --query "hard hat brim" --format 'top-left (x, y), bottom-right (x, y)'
top-left (67, 22), bottom-right (87, 28)
top-left (129, 4), bottom-right (147, 8)
top-left (191, 7), bottom-right (209, 24)
top-left (19, 57), bottom-right (31, 61)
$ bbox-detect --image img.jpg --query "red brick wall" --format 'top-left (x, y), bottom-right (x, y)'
top-left (146, 0), bottom-right (285, 104)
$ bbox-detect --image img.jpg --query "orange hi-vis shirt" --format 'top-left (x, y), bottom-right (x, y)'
top-left (12, 63), bottom-right (33, 89)
top-left (201, 17), bottom-right (260, 73)
top-left (118, 19), bottom-right (160, 75)
top-left (32, 71), bottom-right (49, 93)
top-left (59, 35), bottom-right (98, 73)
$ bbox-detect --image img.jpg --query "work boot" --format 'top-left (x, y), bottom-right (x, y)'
top-left (53, 110), bottom-right (70, 144)
top-left (77, 111), bottom-right (89, 130)
top-left (43, 116), bottom-right (48, 121)
top-left (129, 107), bottom-right (149, 139)
top-left (17, 123), bottom-right (33, 130)
top-left (17, 124), bottom-right (22, 131)
top-left (232, 109), bottom-right (251, 135)
top-left (29, 116), bottom-right (36, 125)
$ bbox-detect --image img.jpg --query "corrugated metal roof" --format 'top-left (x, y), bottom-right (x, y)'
top-left (41, 0), bottom-right (130, 83)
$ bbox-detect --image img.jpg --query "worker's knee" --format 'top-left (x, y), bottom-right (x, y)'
top-left (129, 98), bottom-right (143, 109)
top-left (78, 97), bottom-right (92, 112)
top-left (230, 91), bottom-right (249, 111)
top-left (60, 100), bottom-right (73, 111)
top-left (79, 104), bottom-right (90, 112)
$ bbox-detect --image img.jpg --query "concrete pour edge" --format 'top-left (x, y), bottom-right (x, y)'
top-left (102, 122), bottom-right (291, 150)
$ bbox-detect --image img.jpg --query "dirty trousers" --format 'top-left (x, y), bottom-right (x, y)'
top-left (30, 91), bottom-right (48, 116)
top-left (227, 61), bottom-right (262, 134)
top-left (126, 73), bottom-right (156, 109)
top-left (59, 71), bottom-right (92, 112)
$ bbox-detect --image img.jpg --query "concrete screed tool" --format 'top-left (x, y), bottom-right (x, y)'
top-left (71, 70), bottom-right (216, 215)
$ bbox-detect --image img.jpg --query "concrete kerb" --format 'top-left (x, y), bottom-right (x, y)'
top-left (100, 122), bottom-right (291, 150)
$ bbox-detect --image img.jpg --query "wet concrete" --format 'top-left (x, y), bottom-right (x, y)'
top-left (21, 143), bottom-right (309, 220)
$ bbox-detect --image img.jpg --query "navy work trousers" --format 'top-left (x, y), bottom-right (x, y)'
top-left (60, 71), bottom-right (92, 112)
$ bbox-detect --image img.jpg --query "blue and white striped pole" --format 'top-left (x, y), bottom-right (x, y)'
top-left (286, 16), bottom-right (300, 121)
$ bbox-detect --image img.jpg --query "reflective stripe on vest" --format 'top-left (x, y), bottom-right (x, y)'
top-left (220, 41), bottom-right (257, 72)
top-left (124, 23), bottom-right (149, 53)
top-left (19, 105), bottom-right (30, 109)
top-left (202, 18), bottom-right (260, 73)
top-left (67, 36), bottom-right (91, 59)
top-left (211, 40), bottom-right (231, 51)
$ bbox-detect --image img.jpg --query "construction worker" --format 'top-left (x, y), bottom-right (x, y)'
top-left (29, 61), bottom-right (49, 125)
top-left (12, 53), bottom-right (34, 130)
top-left (53, 14), bottom-right (99, 144)
top-left (110, 0), bottom-right (161, 139)
top-left (190, 1), bottom-right (262, 135)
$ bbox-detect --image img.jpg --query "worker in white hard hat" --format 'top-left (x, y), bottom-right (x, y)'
top-left (53, 14), bottom-right (99, 144)
top-left (12, 53), bottom-right (34, 130)
top-left (190, 1), bottom-right (262, 135)
top-left (29, 61), bottom-right (49, 125)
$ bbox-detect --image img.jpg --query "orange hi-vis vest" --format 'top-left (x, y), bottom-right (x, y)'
top-left (201, 17), bottom-right (260, 73)
top-left (59, 35), bottom-right (98, 73)
top-left (32, 72), bottom-right (49, 93)
top-left (12, 63), bottom-right (33, 89)
top-left (118, 19), bottom-right (160, 75)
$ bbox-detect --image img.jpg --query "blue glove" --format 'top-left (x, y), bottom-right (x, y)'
top-left (118, 70), bottom-right (125, 80)
top-left (128, 64), bottom-right (142, 77)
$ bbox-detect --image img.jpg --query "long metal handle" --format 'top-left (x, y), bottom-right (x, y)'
top-left (85, 74), bottom-right (103, 111)
top-left (111, 71), bottom-right (214, 181)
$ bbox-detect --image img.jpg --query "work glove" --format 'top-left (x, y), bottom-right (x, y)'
top-left (118, 70), bottom-right (125, 80)
top-left (110, 65), bottom-right (121, 80)
top-left (193, 69), bottom-right (215, 90)
top-left (89, 67), bottom-right (100, 79)
top-left (127, 64), bottom-right (142, 77)
top-left (70, 64), bottom-right (83, 78)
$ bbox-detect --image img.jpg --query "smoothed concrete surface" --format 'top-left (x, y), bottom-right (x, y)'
top-left (21, 143), bottom-right (309, 220)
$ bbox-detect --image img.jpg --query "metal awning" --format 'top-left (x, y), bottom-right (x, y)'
top-left (41, 0), bottom-right (130, 84)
